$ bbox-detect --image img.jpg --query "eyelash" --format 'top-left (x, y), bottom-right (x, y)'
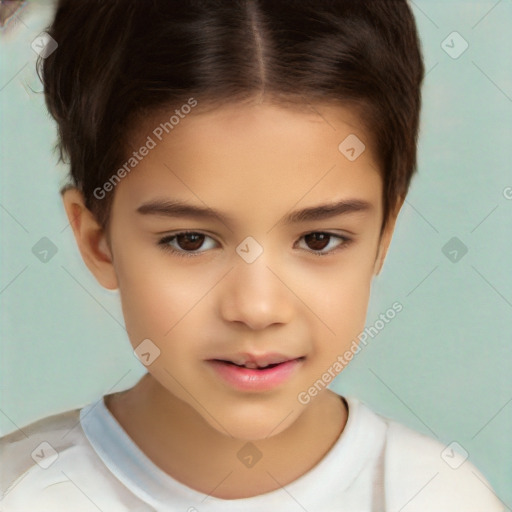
top-left (157, 231), bottom-right (353, 258)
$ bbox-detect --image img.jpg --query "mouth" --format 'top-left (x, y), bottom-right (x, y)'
top-left (206, 356), bottom-right (305, 391)
top-left (212, 352), bottom-right (305, 368)
top-left (214, 358), bottom-right (304, 369)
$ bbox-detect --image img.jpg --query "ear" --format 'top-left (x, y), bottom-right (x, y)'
top-left (62, 187), bottom-right (118, 290)
top-left (373, 196), bottom-right (404, 276)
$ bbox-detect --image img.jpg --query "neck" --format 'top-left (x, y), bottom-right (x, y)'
top-left (105, 373), bottom-right (347, 499)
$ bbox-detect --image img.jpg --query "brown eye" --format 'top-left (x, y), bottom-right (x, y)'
top-left (158, 231), bottom-right (217, 257)
top-left (297, 232), bottom-right (351, 256)
top-left (158, 230), bottom-right (352, 259)
top-left (175, 232), bottom-right (205, 251)
top-left (303, 232), bottom-right (331, 251)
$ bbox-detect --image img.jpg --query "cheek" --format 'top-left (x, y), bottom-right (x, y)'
top-left (307, 254), bottom-right (373, 318)
top-left (300, 257), bottom-right (374, 359)
top-left (115, 250), bottom-right (218, 344)
top-left (325, 270), bottom-right (371, 327)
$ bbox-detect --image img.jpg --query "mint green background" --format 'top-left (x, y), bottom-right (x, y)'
top-left (1, 0), bottom-right (511, 506)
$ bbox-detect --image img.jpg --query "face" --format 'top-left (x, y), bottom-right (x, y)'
top-left (89, 102), bottom-right (396, 440)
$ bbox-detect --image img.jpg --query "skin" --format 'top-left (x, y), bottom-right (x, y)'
top-left (62, 100), bottom-right (403, 499)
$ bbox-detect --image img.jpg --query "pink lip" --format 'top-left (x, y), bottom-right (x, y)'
top-left (207, 358), bottom-right (303, 391)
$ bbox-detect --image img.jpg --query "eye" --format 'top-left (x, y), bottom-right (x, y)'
top-left (296, 232), bottom-right (352, 256)
top-left (158, 231), bottom-right (217, 258)
top-left (157, 231), bottom-right (352, 258)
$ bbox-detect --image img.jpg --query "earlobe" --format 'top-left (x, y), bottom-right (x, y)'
top-left (62, 187), bottom-right (119, 290)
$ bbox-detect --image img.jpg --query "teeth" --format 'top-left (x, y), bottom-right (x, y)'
top-left (222, 359), bottom-right (287, 369)
top-left (228, 361), bottom-right (274, 369)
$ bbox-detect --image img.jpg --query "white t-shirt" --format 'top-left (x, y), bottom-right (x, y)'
top-left (0, 394), bottom-right (504, 511)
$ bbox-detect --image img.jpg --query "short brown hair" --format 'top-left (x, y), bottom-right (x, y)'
top-left (39, 0), bottom-right (425, 235)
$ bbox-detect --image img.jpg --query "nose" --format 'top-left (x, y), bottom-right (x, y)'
top-left (219, 249), bottom-right (294, 331)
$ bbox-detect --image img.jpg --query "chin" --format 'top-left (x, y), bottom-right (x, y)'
top-left (204, 403), bottom-right (300, 441)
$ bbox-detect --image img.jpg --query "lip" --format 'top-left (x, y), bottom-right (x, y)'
top-left (206, 357), bottom-right (304, 391)
top-left (210, 352), bottom-right (297, 368)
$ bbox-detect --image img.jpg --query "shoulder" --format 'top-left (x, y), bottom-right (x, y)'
top-left (378, 415), bottom-right (505, 511)
top-left (0, 406), bottom-right (119, 511)
top-left (1, 407), bottom-right (81, 486)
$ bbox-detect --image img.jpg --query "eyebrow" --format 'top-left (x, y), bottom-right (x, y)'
top-left (136, 197), bottom-right (373, 226)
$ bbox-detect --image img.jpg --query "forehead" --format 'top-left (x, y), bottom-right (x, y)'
top-left (113, 101), bottom-right (382, 226)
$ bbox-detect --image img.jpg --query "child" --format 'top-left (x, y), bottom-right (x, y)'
top-left (0, 0), bottom-right (505, 510)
